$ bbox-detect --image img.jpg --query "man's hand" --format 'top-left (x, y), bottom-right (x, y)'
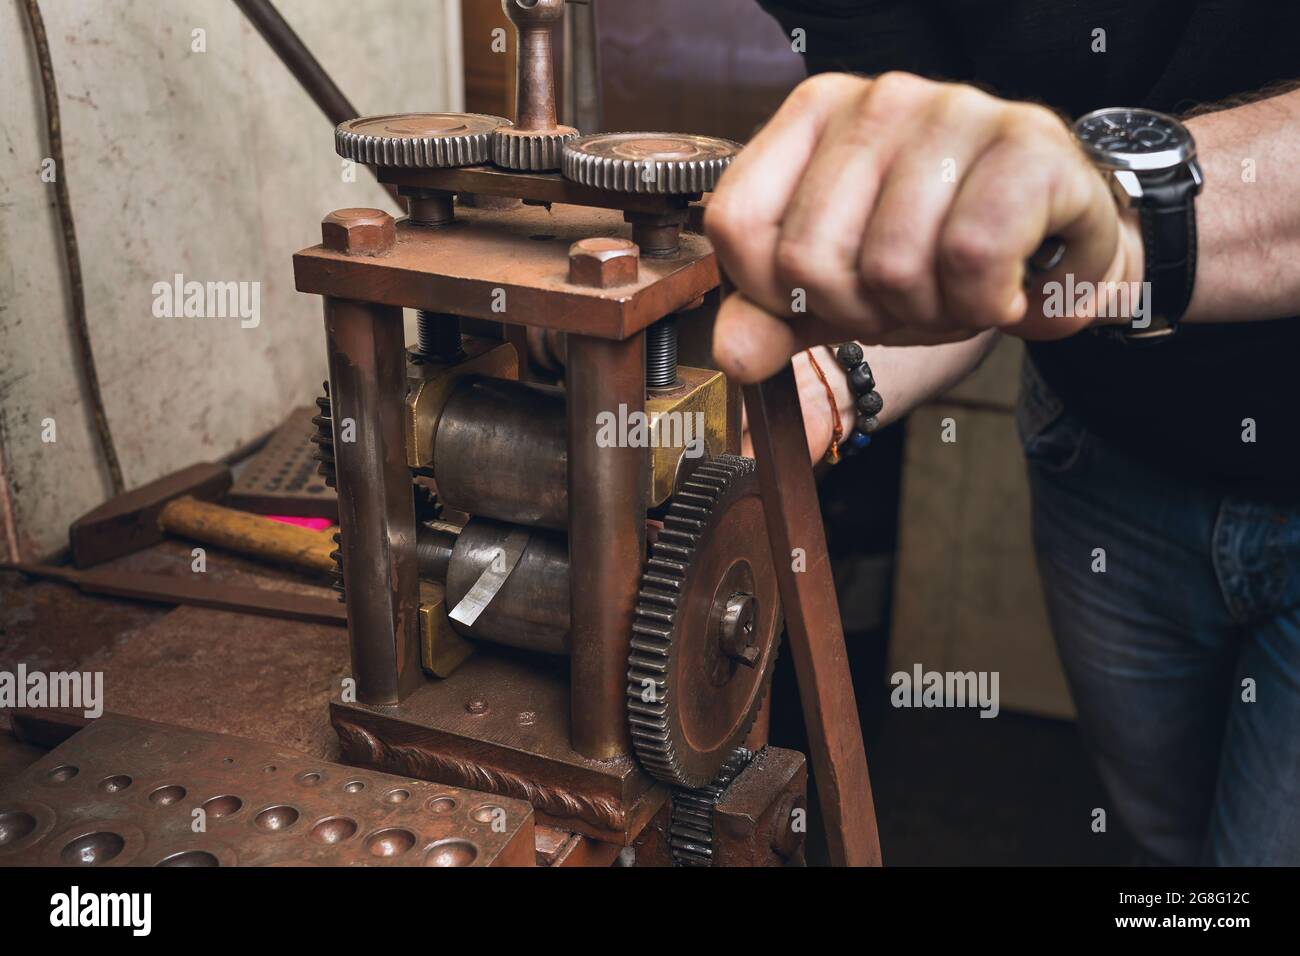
top-left (706, 72), bottom-right (1144, 383)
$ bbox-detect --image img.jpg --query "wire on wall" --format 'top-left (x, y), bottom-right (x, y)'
top-left (20, 0), bottom-right (126, 496)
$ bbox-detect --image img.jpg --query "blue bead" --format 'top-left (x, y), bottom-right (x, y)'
top-left (850, 431), bottom-right (871, 449)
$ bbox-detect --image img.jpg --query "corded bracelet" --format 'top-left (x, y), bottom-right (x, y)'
top-left (833, 342), bottom-right (883, 457)
top-left (804, 348), bottom-right (843, 464)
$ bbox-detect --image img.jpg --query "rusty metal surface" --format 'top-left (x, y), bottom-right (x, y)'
top-left (228, 406), bottom-right (336, 519)
top-left (565, 333), bottom-right (647, 760)
top-left (713, 746), bottom-right (808, 867)
top-left (294, 205), bottom-right (719, 340)
top-left (379, 165), bottom-right (695, 215)
top-left (2, 563), bottom-right (345, 627)
top-left (330, 650), bottom-right (666, 844)
top-left (744, 365), bottom-right (882, 867)
top-left (0, 715), bottom-right (535, 866)
top-left (324, 298), bottom-right (422, 706)
top-left (406, 337), bottom-right (520, 469)
top-left (434, 377), bottom-right (568, 529)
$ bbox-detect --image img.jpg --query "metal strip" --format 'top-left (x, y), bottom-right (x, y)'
top-left (447, 527), bottom-right (530, 627)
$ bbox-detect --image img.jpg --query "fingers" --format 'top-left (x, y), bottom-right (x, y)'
top-left (706, 73), bottom-right (867, 322)
top-left (938, 111), bottom-right (1116, 337)
top-left (772, 73), bottom-right (932, 331)
top-left (710, 71), bottom-right (1119, 360)
top-left (856, 86), bottom-right (1008, 331)
top-left (712, 291), bottom-right (838, 383)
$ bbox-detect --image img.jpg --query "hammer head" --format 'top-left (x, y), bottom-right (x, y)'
top-left (69, 462), bottom-right (232, 568)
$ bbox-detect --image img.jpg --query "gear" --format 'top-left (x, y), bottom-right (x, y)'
top-left (562, 132), bottom-right (740, 194)
top-left (492, 124), bottom-right (579, 171)
top-left (335, 113), bottom-right (510, 168)
top-left (627, 455), bottom-right (782, 789)
top-left (669, 747), bottom-right (753, 867)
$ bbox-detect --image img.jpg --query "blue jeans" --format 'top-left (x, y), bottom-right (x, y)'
top-left (1017, 357), bottom-right (1300, 865)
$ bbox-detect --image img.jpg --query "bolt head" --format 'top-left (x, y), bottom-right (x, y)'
top-left (465, 697), bottom-right (489, 716)
top-left (322, 208), bottom-right (396, 256)
top-left (568, 237), bottom-right (640, 288)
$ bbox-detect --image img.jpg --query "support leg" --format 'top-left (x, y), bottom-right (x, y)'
top-left (324, 297), bottom-right (422, 705)
top-left (566, 333), bottom-right (647, 759)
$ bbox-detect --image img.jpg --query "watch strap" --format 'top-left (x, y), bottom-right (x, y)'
top-left (1138, 166), bottom-right (1199, 331)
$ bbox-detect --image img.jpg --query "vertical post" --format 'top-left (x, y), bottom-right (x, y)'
top-left (566, 332), bottom-right (647, 759)
top-left (744, 364), bottom-right (882, 866)
top-left (324, 298), bottom-right (422, 706)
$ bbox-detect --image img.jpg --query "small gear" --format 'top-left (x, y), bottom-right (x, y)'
top-left (492, 124), bottom-right (579, 171)
top-left (563, 132), bottom-right (740, 194)
top-left (627, 455), bottom-right (782, 789)
top-left (335, 113), bottom-right (510, 168)
top-left (669, 747), bottom-right (754, 867)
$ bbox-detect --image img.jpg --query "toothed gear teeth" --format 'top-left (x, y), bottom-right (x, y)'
top-left (626, 455), bottom-right (781, 790)
top-left (491, 125), bottom-right (579, 171)
top-left (562, 132), bottom-right (741, 194)
top-left (335, 113), bottom-right (510, 168)
top-left (669, 748), bottom-right (754, 867)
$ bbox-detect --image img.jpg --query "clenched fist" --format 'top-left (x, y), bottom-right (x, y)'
top-left (706, 72), bottom-right (1144, 383)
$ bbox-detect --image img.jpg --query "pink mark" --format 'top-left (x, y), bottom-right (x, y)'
top-left (266, 515), bottom-right (333, 531)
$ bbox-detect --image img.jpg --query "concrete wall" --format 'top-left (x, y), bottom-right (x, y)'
top-left (0, 0), bottom-right (463, 558)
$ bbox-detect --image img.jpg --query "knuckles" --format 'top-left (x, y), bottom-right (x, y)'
top-left (938, 224), bottom-right (1002, 279)
top-left (858, 246), bottom-right (928, 298)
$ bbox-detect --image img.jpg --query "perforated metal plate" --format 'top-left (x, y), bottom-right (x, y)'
top-left (0, 716), bottom-right (535, 866)
top-left (228, 407), bottom-right (337, 519)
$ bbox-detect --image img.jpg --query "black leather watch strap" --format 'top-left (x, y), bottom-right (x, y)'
top-left (1135, 166), bottom-right (1200, 335)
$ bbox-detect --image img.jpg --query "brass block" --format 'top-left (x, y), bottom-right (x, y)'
top-left (645, 366), bottom-right (728, 507)
top-left (419, 580), bottom-right (475, 678)
top-left (405, 336), bottom-right (519, 468)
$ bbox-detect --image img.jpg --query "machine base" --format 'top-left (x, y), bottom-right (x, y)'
top-left (331, 651), bottom-right (667, 845)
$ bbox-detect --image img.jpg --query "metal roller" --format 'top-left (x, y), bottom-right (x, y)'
top-left (432, 377), bottom-right (568, 529)
top-left (442, 518), bottom-right (570, 655)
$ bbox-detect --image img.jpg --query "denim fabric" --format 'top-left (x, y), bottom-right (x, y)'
top-left (1017, 356), bottom-right (1300, 865)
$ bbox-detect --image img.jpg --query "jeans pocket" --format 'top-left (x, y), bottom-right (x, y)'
top-left (1016, 355), bottom-right (1089, 475)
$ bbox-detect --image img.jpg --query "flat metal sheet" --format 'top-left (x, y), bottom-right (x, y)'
top-left (448, 528), bottom-right (530, 628)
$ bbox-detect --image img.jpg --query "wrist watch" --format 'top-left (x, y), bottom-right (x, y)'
top-left (1073, 107), bottom-right (1203, 343)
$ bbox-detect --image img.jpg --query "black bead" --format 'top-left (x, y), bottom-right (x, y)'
top-left (857, 390), bottom-right (884, 416)
top-left (849, 363), bottom-right (875, 393)
top-left (835, 342), bottom-right (864, 368)
top-left (857, 414), bottom-right (880, 434)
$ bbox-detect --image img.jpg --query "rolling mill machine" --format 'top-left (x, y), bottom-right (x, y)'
top-left (297, 0), bottom-right (881, 866)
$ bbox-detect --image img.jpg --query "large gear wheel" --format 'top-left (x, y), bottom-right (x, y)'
top-left (627, 455), bottom-right (782, 789)
top-left (335, 113), bottom-right (510, 168)
top-left (562, 132), bottom-right (740, 194)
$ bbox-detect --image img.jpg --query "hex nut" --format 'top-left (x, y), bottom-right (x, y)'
top-left (321, 208), bottom-right (396, 256)
top-left (568, 237), bottom-right (640, 288)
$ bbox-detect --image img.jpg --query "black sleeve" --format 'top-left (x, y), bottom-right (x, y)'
top-left (756, 0), bottom-right (963, 79)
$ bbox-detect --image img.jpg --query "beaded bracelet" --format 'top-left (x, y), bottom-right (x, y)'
top-left (833, 342), bottom-right (883, 456)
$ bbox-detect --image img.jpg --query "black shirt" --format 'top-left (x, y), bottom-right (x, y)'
top-left (759, 0), bottom-right (1300, 497)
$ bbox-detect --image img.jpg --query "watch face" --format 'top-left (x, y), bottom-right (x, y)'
top-left (1073, 108), bottom-right (1195, 172)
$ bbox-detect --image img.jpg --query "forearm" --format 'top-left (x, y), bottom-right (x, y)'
top-left (1183, 86), bottom-right (1300, 323)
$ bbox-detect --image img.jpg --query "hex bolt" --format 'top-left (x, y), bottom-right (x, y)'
top-left (568, 237), bottom-right (640, 288)
top-left (465, 697), bottom-right (489, 715)
top-left (321, 208), bottom-right (396, 256)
